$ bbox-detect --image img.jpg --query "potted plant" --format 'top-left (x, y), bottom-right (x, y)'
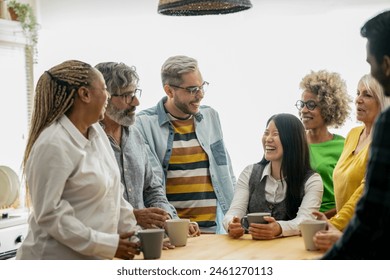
top-left (7, 0), bottom-right (38, 60)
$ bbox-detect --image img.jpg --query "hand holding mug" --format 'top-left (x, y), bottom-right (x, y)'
top-left (133, 207), bottom-right (169, 229)
top-left (240, 212), bottom-right (271, 232)
top-left (249, 216), bottom-right (281, 240)
top-left (115, 231), bottom-right (141, 260)
top-left (311, 211), bottom-right (341, 251)
top-left (188, 221), bottom-right (201, 237)
top-left (313, 228), bottom-right (342, 251)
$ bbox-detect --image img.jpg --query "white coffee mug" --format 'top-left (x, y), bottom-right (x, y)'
top-left (166, 219), bottom-right (190, 246)
top-left (299, 220), bottom-right (327, 251)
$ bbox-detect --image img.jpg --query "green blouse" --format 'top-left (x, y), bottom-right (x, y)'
top-left (309, 134), bottom-right (345, 212)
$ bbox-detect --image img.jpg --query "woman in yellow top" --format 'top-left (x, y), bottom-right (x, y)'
top-left (329, 74), bottom-right (389, 231)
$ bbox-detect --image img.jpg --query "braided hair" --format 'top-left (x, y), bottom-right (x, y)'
top-left (23, 60), bottom-right (93, 169)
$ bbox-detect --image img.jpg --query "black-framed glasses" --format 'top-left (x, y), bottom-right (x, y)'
top-left (111, 88), bottom-right (142, 102)
top-left (295, 100), bottom-right (317, 111)
top-left (169, 81), bottom-right (209, 96)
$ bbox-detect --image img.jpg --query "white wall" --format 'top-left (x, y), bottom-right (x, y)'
top-left (34, 0), bottom-right (390, 176)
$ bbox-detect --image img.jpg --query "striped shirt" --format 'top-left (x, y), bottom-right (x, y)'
top-left (166, 115), bottom-right (217, 228)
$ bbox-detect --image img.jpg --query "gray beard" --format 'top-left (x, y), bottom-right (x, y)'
top-left (105, 102), bottom-right (135, 126)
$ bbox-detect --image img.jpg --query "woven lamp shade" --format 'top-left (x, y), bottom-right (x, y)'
top-left (158, 0), bottom-right (252, 16)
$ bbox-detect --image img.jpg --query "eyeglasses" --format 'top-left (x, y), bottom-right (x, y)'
top-left (111, 88), bottom-right (142, 102)
top-left (295, 100), bottom-right (318, 111)
top-left (169, 81), bottom-right (209, 96)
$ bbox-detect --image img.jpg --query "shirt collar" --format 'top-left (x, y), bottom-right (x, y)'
top-left (260, 162), bottom-right (285, 183)
top-left (59, 115), bottom-right (99, 148)
top-left (260, 162), bottom-right (272, 181)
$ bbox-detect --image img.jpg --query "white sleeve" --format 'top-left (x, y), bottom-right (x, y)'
top-left (118, 194), bottom-right (140, 233)
top-left (223, 164), bottom-right (254, 230)
top-left (278, 173), bottom-right (323, 236)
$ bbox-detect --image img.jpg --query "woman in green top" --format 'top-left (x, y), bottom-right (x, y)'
top-left (296, 70), bottom-right (351, 218)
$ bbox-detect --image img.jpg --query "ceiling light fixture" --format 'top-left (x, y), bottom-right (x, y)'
top-left (158, 0), bottom-right (253, 16)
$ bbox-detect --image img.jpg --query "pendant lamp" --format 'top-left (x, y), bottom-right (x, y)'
top-left (158, 0), bottom-right (253, 16)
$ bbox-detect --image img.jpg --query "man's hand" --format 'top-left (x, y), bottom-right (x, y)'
top-left (134, 207), bottom-right (169, 228)
top-left (188, 221), bottom-right (201, 237)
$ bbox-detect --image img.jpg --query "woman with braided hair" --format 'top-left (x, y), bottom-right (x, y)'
top-left (16, 60), bottom-right (140, 260)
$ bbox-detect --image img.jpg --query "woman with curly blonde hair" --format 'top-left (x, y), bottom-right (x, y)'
top-left (296, 70), bottom-right (351, 218)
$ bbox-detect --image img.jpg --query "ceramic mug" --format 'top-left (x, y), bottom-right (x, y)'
top-left (299, 220), bottom-right (327, 251)
top-left (136, 228), bottom-right (165, 259)
top-left (165, 219), bottom-right (190, 246)
top-left (241, 212), bottom-right (271, 231)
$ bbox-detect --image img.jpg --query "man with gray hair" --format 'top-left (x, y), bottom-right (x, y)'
top-left (135, 55), bottom-right (235, 234)
top-left (96, 62), bottom-right (178, 231)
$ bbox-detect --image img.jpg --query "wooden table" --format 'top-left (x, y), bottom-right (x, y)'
top-left (137, 234), bottom-right (324, 260)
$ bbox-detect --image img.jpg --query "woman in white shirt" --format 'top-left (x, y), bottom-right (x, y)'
top-left (224, 113), bottom-right (323, 239)
top-left (16, 60), bottom-right (140, 260)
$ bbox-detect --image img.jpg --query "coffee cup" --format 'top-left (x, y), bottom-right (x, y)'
top-left (165, 219), bottom-right (190, 246)
top-left (299, 220), bottom-right (327, 251)
top-left (241, 212), bottom-right (271, 231)
top-left (136, 228), bottom-right (165, 259)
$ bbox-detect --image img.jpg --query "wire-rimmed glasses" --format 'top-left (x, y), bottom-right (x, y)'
top-left (169, 81), bottom-right (209, 96)
top-left (111, 88), bottom-right (142, 103)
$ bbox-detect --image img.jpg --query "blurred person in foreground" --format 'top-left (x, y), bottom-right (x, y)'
top-left (224, 113), bottom-right (323, 239)
top-left (16, 60), bottom-right (140, 260)
top-left (296, 70), bottom-right (351, 218)
top-left (322, 10), bottom-right (390, 259)
top-left (135, 55), bottom-right (235, 234)
top-left (96, 62), bottom-right (199, 238)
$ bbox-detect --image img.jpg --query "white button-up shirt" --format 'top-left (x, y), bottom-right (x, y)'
top-left (16, 115), bottom-right (138, 259)
top-left (223, 163), bottom-right (323, 236)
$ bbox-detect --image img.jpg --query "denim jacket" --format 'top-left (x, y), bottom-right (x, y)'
top-left (135, 97), bottom-right (236, 233)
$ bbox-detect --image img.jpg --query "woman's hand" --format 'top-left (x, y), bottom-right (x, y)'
top-left (313, 228), bottom-right (342, 251)
top-left (312, 210), bottom-right (342, 251)
top-left (114, 231), bottom-right (140, 260)
top-left (312, 211), bottom-right (328, 221)
top-left (228, 216), bottom-right (245, 239)
top-left (312, 210), bottom-right (337, 231)
top-left (249, 216), bottom-right (281, 240)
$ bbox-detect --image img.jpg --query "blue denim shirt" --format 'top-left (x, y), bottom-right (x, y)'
top-left (135, 97), bottom-right (236, 233)
top-left (105, 124), bottom-right (178, 219)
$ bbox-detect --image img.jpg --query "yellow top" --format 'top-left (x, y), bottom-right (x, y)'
top-left (330, 126), bottom-right (370, 231)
